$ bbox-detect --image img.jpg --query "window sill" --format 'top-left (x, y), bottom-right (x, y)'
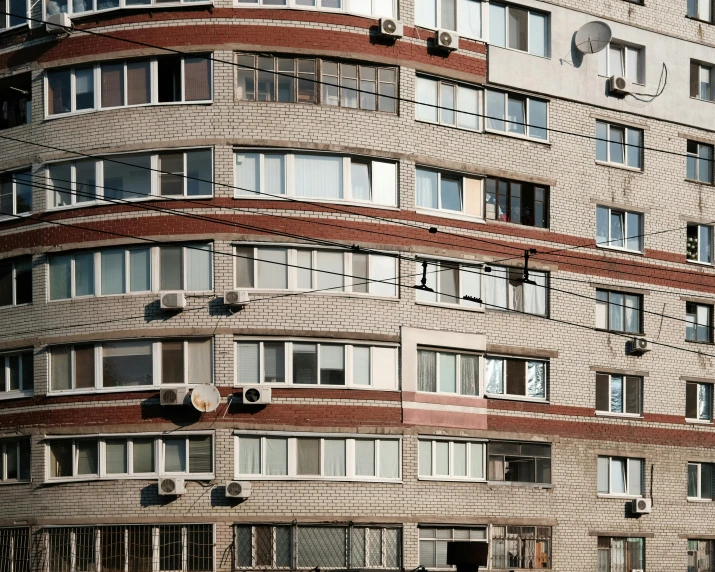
top-left (242, 289), bottom-right (399, 302)
top-left (488, 43), bottom-right (552, 61)
top-left (487, 480), bottom-right (553, 489)
top-left (44, 100), bottom-right (213, 122)
top-left (685, 418), bottom-right (713, 425)
top-left (48, 195), bottom-right (215, 212)
top-left (594, 160), bottom-right (643, 173)
top-left (597, 494), bottom-right (641, 499)
top-left (413, 23), bottom-right (481, 42)
top-left (415, 390), bottom-right (483, 399)
top-left (686, 258), bottom-right (714, 267)
top-left (485, 218), bottom-right (550, 232)
top-left (233, 383), bottom-right (397, 392)
top-left (418, 476), bottom-right (486, 483)
top-left (0, 23), bottom-right (29, 35)
top-left (484, 394), bottom-right (549, 404)
top-left (687, 497), bottom-right (713, 503)
top-left (686, 15), bottom-right (715, 25)
top-left (594, 244), bottom-right (644, 256)
top-left (415, 208), bottom-right (485, 224)
top-left (62, 1), bottom-right (213, 18)
top-left (0, 480), bottom-right (31, 486)
top-left (415, 118), bottom-right (482, 134)
top-left (684, 339), bottom-right (715, 346)
top-left (595, 411), bottom-right (643, 420)
top-left (485, 127), bottom-right (550, 146)
top-left (595, 328), bottom-right (645, 336)
top-left (44, 474), bottom-right (214, 485)
top-left (232, 476), bottom-right (402, 483)
top-left (685, 178), bottom-right (715, 187)
top-left (0, 212), bottom-right (32, 224)
top-left (0, 302), bottom-right (32, 311)
top-left (0, 390), bottom-right (34, 401)
top-left (233, 195), bottom-right (400, 211)
top-left (46, 384), bottom-right (208, 398)
top-left (690, 95), bottom-right (715, 105)
top-left (415, 300), bottom-right (483, 313)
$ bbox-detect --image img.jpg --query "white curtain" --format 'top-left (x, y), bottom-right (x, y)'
top-left (699, 383), bottom-right (713, 420)
top-left (256, 248), bottom-right (288, 289)
top-left (524, 271), bottom-right (547, 315)
top-left (296, 439), bottom-right (320, 475)
top-left (597, 456), bottom-right (610, 493)
top-left (452, 442), bottom-right (467, 476)
top-left (237, 343), bottom-right (259, 384)
top-left (239, 437), bottom-right (261, 474)
top-left (610, 376), bottom-right (623, 413)
top-left (187, 244), bottom-right (212, 291)
top-left (350, 162), bottom-right (371, 201)
top-left (188, 339), bottom-right (211, 385)
top-left (526, 361), bottom-right (546, 398)
top-left (417, 350), bottom-right (437, 392)
top-left (316, 251), bottom-right (344, 291)
top-left (628, 459), bottom-right (642, 496)
top-left (355, 440), bottom-right (375, 476)
top-left (419, 440), bottom-right (432, 476)
top-left (379, 440), bottom-right (399, 478)
top-left (485, 266), bottom-right (508, 310)
top-left (352, 346), bottom-right (371, 386)
top-left (265, 438), bottom-right (287, 475)
top-left (460, 355), bottom-right (478, 396)
top-left (264, 154), bottom-right (285, 196)
top-left (164, 438), bottom-right (186, 473)
top-left (416, 168), bottom-right (438, 209)
top-left (460, 266), bottom-right (481, 307)
top-left (371, 161), bottom-right (397, 206)
top-left (469, 443), bottom-right (484, 479)
top-left (235, 153), bottom-right (259, 196)
top-left (435, 442), bottom-right (449, 476)
top-left (324, 440), bottom-right (346, 476)
top-left (485, 358), bottom-right (504, 394)
top-left (611, 458), bottom-right (626, 494)
top-left (457, 85), bottom-right (479, 130)
top-left (371, 255), bottom-right (397, 297)
top-left (295, 155), bottom-right (342, 199)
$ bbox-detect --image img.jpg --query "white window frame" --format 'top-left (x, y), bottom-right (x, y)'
top-left (0, 0), bottom-right (29, 31)
top-left (597, 455), bottom-right (644, 497)
top-left (484, 89), bottom-right (549, 142)
top-left (595, 121), bottom-right (643, 170)
top-left (688, 462), bottom-right (713, 500)
top-left (414, 168), bottom-right (484, 220)
top-left (687, 223), bottom-right (714, 266)
top-left (0, 439), bottom-right (31, 483)
top-left (418, 526), bottom-right (488, 570)
top-left (416, 349), bottom-right (482, 396)
top-left (597, 41), bottom-right (645, 85)
top-left (686, 141), bottom-right (714, 185)
top-left (417, 438), bottom-right (486, 482)
top-left (595, 205), bottom-right (644, 253)
top-left (43, 0), bottom-right (211, 18)
top-left (688, 0), bottom-right (714, 22)
top-left (234, 431), bottom-right (401, 482)
top-left (45, 432), bottom-right (215, 483)
top-left (0, 350), bottom-right (33, 400)
top-left (233, 0), bottom-right (395, 19)
top-left (595, 373), bottom-right (642, 417)
top-left (483, 355), bottom-right (548, 401)
top-left (414, 258), bottom-right (483, 309)
top-left (686, 302), bottom-right (714, 344)
top-left (489, 2), bottom-right (551, 57)
top-left (595, 289), bottom-right (643, 334)
top-left (0, 169), bottom-right (33, 220)
top-left (0, 257), bottom-right (31, 308)
top-left (415, 75), bottom-right (482, 131)
top-left (414, 0), bottom-right (484, 38)
top-left (692, 61), bottom-right (714, 101)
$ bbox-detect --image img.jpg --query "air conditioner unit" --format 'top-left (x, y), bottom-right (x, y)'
top-left (631, 498), bottom-right (652, 514)
top-left (160, 291), bottom-right (186, 310)
top-left (225, 480), bottom-right (252, 499)
top-left (609, 75), bottom-right (633, 96)
top-left (242, 386), bottom-right (272, 405)
top-left (158, 477), bottom-right (185, 496)
top-left (160, 386), bottom-right (189, 406)
top-left (46, 13), bottom-right (72, 34)
top-left (629, 338), bottom-right (652, 354)
top-left (379, 17), bottom-right (403, 38)
top-left (436, 29), bottom-right (459, 51)
top-left (224, 289), bottom-right (250, 307)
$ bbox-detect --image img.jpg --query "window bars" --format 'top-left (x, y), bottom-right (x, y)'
top-left (0, 528), bottom-right (31, 572)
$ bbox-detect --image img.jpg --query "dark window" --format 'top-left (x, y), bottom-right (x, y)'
top-left (487, 441), bottom-right (551, 484)
top-left (596, 373), bottom-right (642, 415)
top-left (491, 526), bottom-right (551, 569)
top-left (0, 257), bottom-right (31, 307)
top-left (686, 381), bottom-right (713, 420)
top-left (595, 290), bottom-right (642, 334)
top-left (485, 178), bottom-right (548, 228)
top-left (157, 56), bottom-right (182, 103)
top-left (0, 73), bottom-right (31, 130)
top-left (687, 302), bottom-right (713, 343)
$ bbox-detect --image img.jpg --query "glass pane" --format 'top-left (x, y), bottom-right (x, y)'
top-left (74, 252), bottom-right (95, 297)
top-left (489, 3), bottom-right (506, 47)
top-left (416, 77), bottom-right (438, 123)
top-left (297, 250), bottom-right (312, 289)
top-left (160, 246), bottom-right (183, 290)
top-left (294, 155), bottom-right (342, 199)
top-left (688, 463), bottom-right (699, 497)
top-left (187, 244), bottom-right (211, 291)
top-left (238, 437), bottom-right (260, 474)
top-left (609, 45), bottom-right (624, 77)
top-left (419, 441), bottom-right (432, 476)
top-left (609, 126), bottom-right (625, 164)
top-left (320, 345), bottom-right (345, 385)
top-left (507, 6), bottom-right (528, 52)
top-left (127, 61), bottom-right (151, 105)
top-left (188, 436), bottom-right (212, 473)
top-left (609, 292), bottom-right (625, 331)
top-left (76, 440), bottom-right (98, 475)
top-left (595, 121), bottom-right (608, 162)
top-left (293, 343), bottom-right (318, 384)
top-left (440, 178), bottom-right (462, 211)
top-left (379, 440), bottom-right (400, 478)
top-left (263, 342), bottom-right (285, 383)
top-left (353, 346), bottom-right (370, 386)
top-left (316, 251), bottom-right (344, 292)
top-left (50, 164), bottom-right (72, 208)
top-left (103, 154), bottom-right (151, 200)
top-left (133, 438), bottom-right (155, 473)
top-left (129, 249), bottom-right (151, 292)
top-left (324, 439), bottom-right (346, 477)
top-left (415, 0), bottom-right (436, 28)
top-left (266, 437), bottom-right (288, 475)
top-left (458, 0), bottom-right (481, 38)
top-left (75, 160), bottom-right (97, 203)
top-left (507, 95), bottom-right (525, 134)
top-left (626, 129), bottom-right (642, 169)
top-left (628, 458), bottom-right (642, 496)
top-left (164, 438), bottom-right (186, 472)
top-left (528, 11), bottom-right (547, 57)
top-left (610, 376), bottom-right (623, 413)
top-left (296, 439), bottom-right (320, 475)
top-left (264, 154), bottom-right (286, 196)
top-left (457, 85), bottom-right (478, 130)
top-left (236, 343), bottom-right (259, 384)
top-left (597, 456), bottom-right (610, 493)
top-left (102, 341), bottom-right (152, 387)
top-left (49, 255), bottom-right (72, 300)
top-left (101, 250), bottom-right (125, 295)
top-left (435, 441), bottom-right (449, 475)
top-left (75, 67), bottom-right (95, 110)
top-left (106, 439), bottom-right (128, 474)
top-left (161, 341), bottom-right (184, 385)
top-left (100, 63), bottom-right (125, 108)
top-left (438, 353), bottom-right (456, 393)
top-left (355, 440), bottom-right (376, 476)
top-left (439, 83), bottom-right (456, 125)
top-left (610, 211), bottom-right (625, 248)
top-left (486, 90), bottom-right (505, 131)
top-left (440, 0), bottom-right (455, 30)
top-left (235, 153), bottom-right (260, 196)
top-left (47, 70), bottom-right (71, 115)
top-left (351, 163), bottom-right (371, 202)
top-left (528, 99), bottom-right (547, 140)
top-left (453, 442), bottom-right (467, 476)
top-left (159, 153), bottom-right (184, 196)
top-left (416, 169), bottom-right (439, 209)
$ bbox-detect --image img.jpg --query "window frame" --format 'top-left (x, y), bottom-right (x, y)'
top-left (0, 350), bottom-right (34, 400)
top-left (686, 141), bottom-right (714, 185)
top-left (597, 41), bottom-right (645, 85)
top-left (0, 169), bottom-right (33, 220)
top-left (484, 88), bottom-right (549, 142)
top-left (415, 75), bottom-right (482, 131)
top-left (484, 177), bottom-right (549, 228)
top-left (489, 2), bottom-right (551, 58)
top-left (414, 258), bottom-right (483, 310)
top-left (597, 537), bottom-right (645, 572)
top-left (595, 206), bottom-right (644, 253)
top-left (416, 348), bottom-right (481, 396)
top-left (483, 356), bottom-right (549, 402)
top-left (687, 223), bottom-right (714, 265)
top-left (595, 121), bottom-right (644, 170)
top-left (688, 539), bottom-right (715, 571)
top-left (688, 462), bottom-right (714, 500)
top-left (486, 440), bottom-right (552, 485)
top-left (414, 167), bottom-right (484, 220)
top-left (414, 0), bottom-right (484, 38)
top-left (490, 525), bottom-right (552, 569)
top-left (42, 0), bottom-right (212, 19)
top-left (686, 302), bottom-right (714, 343)
top-left (233, 0), bottom-right (395, 18)
top-left (686, 380), bottom-right (713, 422)
top-left (417, 438), bottom-right (486, 482)
top-left (597, 455), bottom-right (644, 497)
top-left (595, 289), bottom-right (643, 334)
top-left (595, 372), bottom-right (642, 417)
top-left (687, 0), bottom-right (714, 23)
top-left (0, 439), bottom-right (31, 483)
top-left (418, 526), bottom-right (488, 570)
top-left (691, 61), bottom-right (714, 102)
top-left (0, 256), bottom-right (32, 308)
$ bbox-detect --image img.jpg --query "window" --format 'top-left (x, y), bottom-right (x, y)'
top-left (44, 0), bottom-right (211, 17)
top-left (597, 456), bottom-right (644, 496)
top-left (484, 266), bottom-right (548, 315)
top-left (415, 168), bottom-right (482, 216)
top-left (596, 373), bottom-right (642, 416)
top-left (0, 257), bottom-right (31, 307)
top-left (489, 3), bottom-right (549, 57)
top-left (236, 55), bottom-right (397, 113)
top-left (48, 243), bottom-right (212, 300)
top-left (686, 381), bottom-right (713, 421)
top-left (595, 206), bottom-right (644, 252)
top-left (234, 151), bottom-right (397, 206)
top-left (485, 177), bottom-right (548, 227)
top-left (0, 73), bottom-right (31, 130)
top-left (596, 121), bottom-right (643, 169)
top-left (46, 55), bottom-right (212, 117)
top-left (688, 463), bottom-right (714, 499)
top-left (48, 149), bottom-right (213, 208)
top-left (598, 42), bottom-right (644, 84)
top-left (0, 528), bottom-right (30, 572)
top-left (687, 303), bottom-right (713, 343)
top-left (688, 224), bottom-right (714, 265)
top-left (0, 350), bottom-right (33, 398)
top-left (491, 526), bottom-right (551, 569)
top-left (235, 434), bottom-right (400, 480)
top-left (687, 141), bottom-right (714, 184)
top-left (485, 89), bottom-right (548, 140)
top-left (415, 0), bottom-right (481, 37)
top-left (597, 537), bottom-right (645, 572)
top-left (485, 357), bottom-right (547, 400)
top-left (235, 340), bottom-right (397, 389)
top-left (415, 76), bottom-right (480, 130)
top-left (49, 338), bottom-right (212, 392)
top-left (234, 524), bottom-right (402, 570)
top-left (418, 527), bottom-right (487, 569)
top-left (235, 0), bottom-right (394, 17)
top-left (46, 525), bottom-right (213, 572)
top-left (415, 260), bottom-right (481, 308)
top-left (47, 434), bottom-right (213, 480)
top-left (235, 246), bottom-right (398, 297)
top-left (0, 439), bottom-right (31, 482)
top-left (595, 290), bottom-right (642, 333)
top-left (688, 540), bottom-right (715, 571)
top-left (418, 439), bottom-right (485, 480)
top-left (0, 170), bottom-right (32, 219)
top-left (416, 350), bottom-right (479, 395)
top-left (688, 0), bottom-right (713, 22)
top-left (487, 441), bottom-right (551, 484)
top-left (691, 62), bottom-right (713, 101)
top-left (0, 0), bottom-right (28, 28)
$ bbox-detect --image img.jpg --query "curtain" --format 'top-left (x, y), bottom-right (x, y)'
top-left (264, 154), bottom-right (285, 196)
top-left (101, 250), bottom-right (125, 295)
top-left (126, 61), bottom-right (150, 106)
top-left (526, 361), bottom-right (546, 398)
top-left (699, 383), bottom-right (712, 420)
top-left (188, 339), bottom-right (211, 385)
top-left (324, 440), bottom-right (346, 476)
top-left (236, 343), bottom-right (259, 384)
top-left (49, 347), bottom-right (71, 390)
top-left (609, 292), bottom-right (625, 332)
top-left (438, 353), bottom-right (456, 393)
top-left (235, 153), bottom-right (259, 196)
top-left (129, 249), bottom-right (151, 292)
top-left (187, 244), bottom-right (212, 291)
top-left (435, 442), bottom-right (449, 476)
top-left (485, 358), bottom-right (504, 394)
top-left (355, 440), bottom-right (375, 476)
top-left (159, 245), bottom-right (181, 291)
top-left (352, 346), bottom-right (370, 386)
top-left (74, 252), bottom-right (95, 297)
top-left (238, 437), bottom-right (261, 474)
top-left (296, 439), bottom-right (320, 475)
top-left (132, 439), bottom-right (154, 473)
top-left (470, 443), bottom-right (484, 479)
top-left (105, 440), bottom-right (127, 474)
top-left (416, 168), bottom-right (438, 209)
top-left (371, 161), bottom-right (397, 206)
top-left (379, 440), bottom-right (399, 478)
top-left (523, 271), bottom-right (546, 315)
top-left (370, 255), bottom-right (397, 297)
top-left (163, 439), bottom-right (186, 472)
top-left (417, 350), bottom-right (437, 392)
top-left (350, 162), bottom-right (371, 201)
top-left (352, 253), bottom-right (369, 294)
top-left (255, 248), bottom-right (288, 290)
top-left (507, 95), bottom-right (526, 135)
top-left (265, 438), bottom-right (287, 476)
top-left (457, 85), bottom-right (478, 130)
top-left (418, 441), bottom-right (432, 476)
top-left (624, 294), bottom-right (640, 333)
top-left (188, 436), bottom-right (212, 473)
top-left (184, 58), bottom-right (211, 102)
top-left (611, 458), bottom-right (626, 494)
top-left (101, 63), bottom-right (124, 108)
top-left (460, 355), bottom-right (478, 396)
top-left (485, 266), bottom-right (507, 310)
top-left (316, 251), bottom-right (344, 291)
top-left (294, 155), bottom-right (342, 199)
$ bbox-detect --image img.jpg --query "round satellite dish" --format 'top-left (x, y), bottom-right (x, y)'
top-left (574, 21), bottom-right (612, 54)
top-left (190, 384), bottom-right (221, 413)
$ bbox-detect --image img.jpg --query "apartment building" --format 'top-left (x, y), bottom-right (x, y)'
top-left (1, 0), bottom-right (715, 570)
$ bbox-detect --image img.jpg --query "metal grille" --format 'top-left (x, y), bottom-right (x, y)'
top-left (0, 528), bottom-right (31, 572)
top-left (45, 525), bottom-right (213, 572)
top-left (490, 526), bottom-right (551, 570)
top-left (234, 525), bottom-right (401, 571)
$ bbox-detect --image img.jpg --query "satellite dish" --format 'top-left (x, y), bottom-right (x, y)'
top-left (575, 21), bottom-right (612, 54)
top-left (190, 384), bottom-right (221, 413)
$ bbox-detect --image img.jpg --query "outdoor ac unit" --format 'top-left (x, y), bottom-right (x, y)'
top-left (158, 477), bottom-right (185, 496)
top-left (46, 13), bottom-right (72, 34)
top-left (160, 291), bottom-right (186, 310)
top-left (436, 29), bottom-right (459, 51)
top-left (632, 498), bottom-right (652, 514)
top-left (629, 338), bottom-right (652, 354)
top-left (609, 75), bottom-right (633, 96)
top-left (242, 386), bottom-right (272, 405)
top-left (224, 289), bottom-right (250, 307)
top-left (160, 387), bottom-right (189, 406)
top-left (225, 480), bottom-right (252, 499)
top-left (379, 18), bottom-right (403, 38)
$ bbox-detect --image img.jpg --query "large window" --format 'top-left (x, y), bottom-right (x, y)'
top-left (595, 206), bottom-right (644, 252)
top-left (596, 121), bottom-right (643, 169)
top-left (485, 357), bottom-right (547, 400)
top-left (686, 381), bottom-right (713, 421)
top-left (418, 439), bottom-right (485, 481)
top-left (0, 528), bottom-right (30, 572)
top-left (44, 0), bottom-right (210, 17)
top-left (416, 168), bottom-right (482, 217)
top-left (485, 89), bottom-right (548, 140)
top-left (235, 340), bottom-right (397, 389)
top-left (0, 439), bottom-right (31, 482)
top-left (687, 141), bottom-right (714, 185)
top-left (691, 61), bottom-right (714, 101)
top-left (48, 149), bottom-right (213, 208)
top-left (0, 170), bottom-right (32, 219)
top-left (0, 350), bottom-right (33, 398)
top-left (483, 266), bottom-right (548, 315)
top-left (485, 177), bottom-right (548, 228)
top-left (46, 55), bottom-right (212, 117)
top-left (688, 539), bottom-right (714, 572)
top-left (598, 42), bottom-right (644, 84)
top-left (418, 527), bottom-right (487, 569)
top-left (235, 524), bottom-right (401, 570)
top-left (595, 289), bottom-right (642, 334)
top-left (416, 76), bottom-right (480, 131)
top-left (414, 0), bottom-right (481, 38)
top-left (49, 338), bottom-right (212, 393)
top-left (489, 2), bottom-right (549, 57)
top-left (688, 0), bottom-right (713, 22)
top-left (688, 462), bottom-right (714, 500)
top-left (235, 246), bottom-right (397, 297)
top-left (415, 259), bottom-right (481, 308)
top-left (491, 526), bottom-right (551, 569)
top-left (597, 456), bottom-right (644, 496)
top-left (235, 0), bottom-right (394, 17)
top-left (235, 151), bottom-right (397, 206)
top-left (687, 302), bottom-right (713, 343)
top-left (48, 243), bottom-right (212, 300)
top-left (45, 525), bottom-right (213, 572)
top-left (688, 224), bottom-right (714, 264)
top-left (0, 73), bottom-right (31, 130)
top-left (487, 441), bottom-right (551, 484)
top-left (237, 54), bottom-right (397, 113)
top-left (596, 373), bottom-right (642, 416)
top-left (0, 256), bottom-right (31, 307)
top-left (47, 433), bottom-right (213, 480)
top-left (235, 433), bottom-right (400, 481)
top-left (597, 537), bottom-right (644, 572)
top-left (417, 350), bottom-right (479, 395)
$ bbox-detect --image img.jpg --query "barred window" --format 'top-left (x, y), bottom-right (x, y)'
top-left (490, 526), bottom-right (551, 569)
top-left (597, 537), bottom-right (644, 572)
top-left (45, 525), bottom-right (213, 572)
top-left (234, 524), bottom-right (401, 570)
top-left (0, 528), bottom-right (30, 572)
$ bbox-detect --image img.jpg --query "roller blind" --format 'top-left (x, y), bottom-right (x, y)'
top-left (236, 343), bottom-right (259, 384)
top-left (184, 58), bottom-right (211, 102)
top-left (188, 339), bottom-right (211, 385)
top-left (187, 244), bottom-right (211, 291)
top-left (101, 63), bottom-right (125, 108)
top-left (352, 346), bottom-right (370, 386)
top-left (126, 61), bottom-right (151, 106)
top-left (188, 436), bottom-right (212, 473)
top-left (238, 437), bottom-right (260, 474)
top-left (371, 161), bottom-right (396, 206)
top-left (379, 440), bottom-right (399, 478)
top-left (295, 155), bottom-right (342, 199)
